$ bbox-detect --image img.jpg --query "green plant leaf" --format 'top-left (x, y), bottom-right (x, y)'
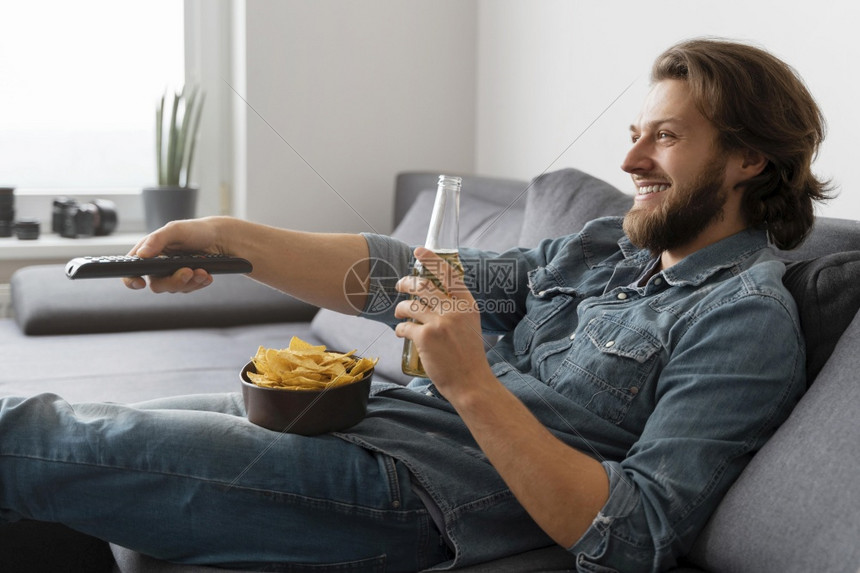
top-left (156, 93), bottom-right (165, 185)
top-left (166, 90), bottom-right (181, 186)
top-left (184, 90), bottom-right (205, 188)
top-left (154, 84), bottom-right (205, 188)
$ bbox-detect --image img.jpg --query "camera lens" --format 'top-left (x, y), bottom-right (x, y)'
top-left (0, 187), bottom-right (14, 237)
top-left (14, 219), bottom-right (40, 240)
top-left (91, 199), bottom-right (118, 236)
top-left (55, 197), bottom-right (118, 238)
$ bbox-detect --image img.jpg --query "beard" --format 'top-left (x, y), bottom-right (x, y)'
top-left (623, 154), bottom-right (730, 255)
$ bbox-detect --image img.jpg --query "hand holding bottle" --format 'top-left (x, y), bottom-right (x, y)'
top-left (401, 175), bottom-right (463, 377)
top-left (394, 247), bottom-right (489, 391)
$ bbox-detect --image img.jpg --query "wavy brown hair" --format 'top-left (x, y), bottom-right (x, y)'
top-left (652, 38), bottom-right (833, 249)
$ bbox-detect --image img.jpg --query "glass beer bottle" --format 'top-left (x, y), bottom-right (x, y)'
top-left (401, 175), bottom-right (464, 377)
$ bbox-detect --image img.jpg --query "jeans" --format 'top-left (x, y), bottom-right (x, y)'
top-left (0, 392), bottom-right (449, 572)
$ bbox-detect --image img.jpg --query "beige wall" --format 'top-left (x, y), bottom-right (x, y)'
top-left (235, 0), bottom-right (477, 235)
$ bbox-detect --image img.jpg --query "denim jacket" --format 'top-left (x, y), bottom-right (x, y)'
top-left (338, 217), bottom-right (805, 571)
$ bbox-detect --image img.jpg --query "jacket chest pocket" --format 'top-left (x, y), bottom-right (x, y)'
top-left (548, 316), bottom-right (661, 425)
top-left (513, 266), bottom-right (581, 356)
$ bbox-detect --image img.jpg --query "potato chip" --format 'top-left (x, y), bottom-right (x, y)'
top-left (248, 336), bottom-right (377, 391)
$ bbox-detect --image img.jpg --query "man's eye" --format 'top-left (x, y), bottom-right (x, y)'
top-left (631, 134), bottom-right (640, 144)
top-left (657, 132), bottom-right (673, 139)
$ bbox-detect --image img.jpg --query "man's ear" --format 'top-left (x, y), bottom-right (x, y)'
top-left (739, 148), bottom-right (768, 178)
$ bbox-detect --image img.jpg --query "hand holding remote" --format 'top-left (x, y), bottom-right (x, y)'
top-left (122, 217), bottom-right (241, 292)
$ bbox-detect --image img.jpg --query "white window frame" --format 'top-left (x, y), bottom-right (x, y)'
top-left (10, 0), bottom-right (233, 237)
top-left (184, 0), bottom-right (236, 223)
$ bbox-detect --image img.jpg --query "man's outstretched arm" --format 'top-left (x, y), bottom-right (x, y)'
top-left (123, 216), bottom-right (370, 315)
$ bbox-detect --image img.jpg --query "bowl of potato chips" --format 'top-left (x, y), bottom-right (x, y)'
top-left (241, 336), bottom-right (378, 435)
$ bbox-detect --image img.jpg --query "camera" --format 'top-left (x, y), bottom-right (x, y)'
top-left (53, 197), bottom-right (118, 238)
top-left (0, 187), bottom-right (14, 238)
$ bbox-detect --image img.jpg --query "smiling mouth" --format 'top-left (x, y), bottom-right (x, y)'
top-left (637, 183), bottom-right (670, 196)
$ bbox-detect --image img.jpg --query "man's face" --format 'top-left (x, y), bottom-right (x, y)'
top-left (621, 79), bottom-right (731, 254)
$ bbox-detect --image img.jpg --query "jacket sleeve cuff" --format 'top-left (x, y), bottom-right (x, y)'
top-left (358, 233), bottom-right (415, 325)
top-left (567, 461), bottom-right (641, 570)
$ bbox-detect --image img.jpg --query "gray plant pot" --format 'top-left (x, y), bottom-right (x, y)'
top-left (142, 186), bottom-right (198, 232)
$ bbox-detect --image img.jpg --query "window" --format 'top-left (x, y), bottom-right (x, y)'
top-left (0, 0), bottom-right (185, 191)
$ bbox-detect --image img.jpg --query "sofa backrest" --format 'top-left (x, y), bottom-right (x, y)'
top-left (393, 171), bottom-right (530, 230)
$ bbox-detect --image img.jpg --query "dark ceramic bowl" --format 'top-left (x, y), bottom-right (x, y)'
top-left (240, 359), bottom-right (373, 435)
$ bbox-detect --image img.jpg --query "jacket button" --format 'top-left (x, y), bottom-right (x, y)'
top-left (617, 292), bottom-right (628, 300)
top-left (654, 277), bottom-right (663, 285)
top-left (629, 386), bottom-right (639, 395)
top-left (569, 332), bottom-right (576, 340)
top-left (605, 340), bottom-right (615, 348)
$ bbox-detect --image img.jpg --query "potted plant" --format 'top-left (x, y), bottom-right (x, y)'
top-left (142, 85), bottom-right (205, 232)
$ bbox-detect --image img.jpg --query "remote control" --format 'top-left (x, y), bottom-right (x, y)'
top-left (65, 254), bottom-right (253, 279)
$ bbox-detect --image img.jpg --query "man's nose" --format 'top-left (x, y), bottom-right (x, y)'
top-left (621, 140), bottom-right (653, 174)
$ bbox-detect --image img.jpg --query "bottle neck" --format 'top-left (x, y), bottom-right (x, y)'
top-left (425, 175), bottom-right (461, 251)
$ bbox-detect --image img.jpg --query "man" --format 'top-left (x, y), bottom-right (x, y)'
top-left (0, 38), bottom-right (830, 571)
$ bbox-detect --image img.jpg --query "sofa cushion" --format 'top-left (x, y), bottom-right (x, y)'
top-left (517, 168), bottom-right (633, 247)
top-left (687, 309), bottom-right (860, 572)
top-left (310, 190), bottom-right (526, 385)
top-left (782, 251), bottom-right (860, 382)
top-left (775, 216), bottom-right (860, 260)
top-left (11, 265), bottom-right (318, 336)
top-left (0, 319), bottom-right (317, 404)
top-left (385, 187), bottom-right (527, 252)
top-left (393, 172), bottom-right (529, 231)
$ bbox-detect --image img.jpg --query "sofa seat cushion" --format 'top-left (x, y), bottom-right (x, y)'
top-left (0, 320), bottom-right (315, 404)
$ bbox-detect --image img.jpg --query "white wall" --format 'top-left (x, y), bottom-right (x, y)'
top-left (235, 0), bottom-right (477, 235)
top-left (475, 0), bottom-right (860, 220)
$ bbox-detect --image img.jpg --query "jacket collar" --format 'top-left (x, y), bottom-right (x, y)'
top-left (619, 228), bottom-right (770, 287)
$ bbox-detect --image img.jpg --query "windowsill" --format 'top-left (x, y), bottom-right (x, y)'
top-left (0, 232), bottom-right (142, 260)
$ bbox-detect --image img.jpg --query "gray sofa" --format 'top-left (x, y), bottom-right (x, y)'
top-left (2, 169), bottom-right (859, 572)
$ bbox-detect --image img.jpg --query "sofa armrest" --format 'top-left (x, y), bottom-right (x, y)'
top-left (11, 264), bottom-right (319, 335)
